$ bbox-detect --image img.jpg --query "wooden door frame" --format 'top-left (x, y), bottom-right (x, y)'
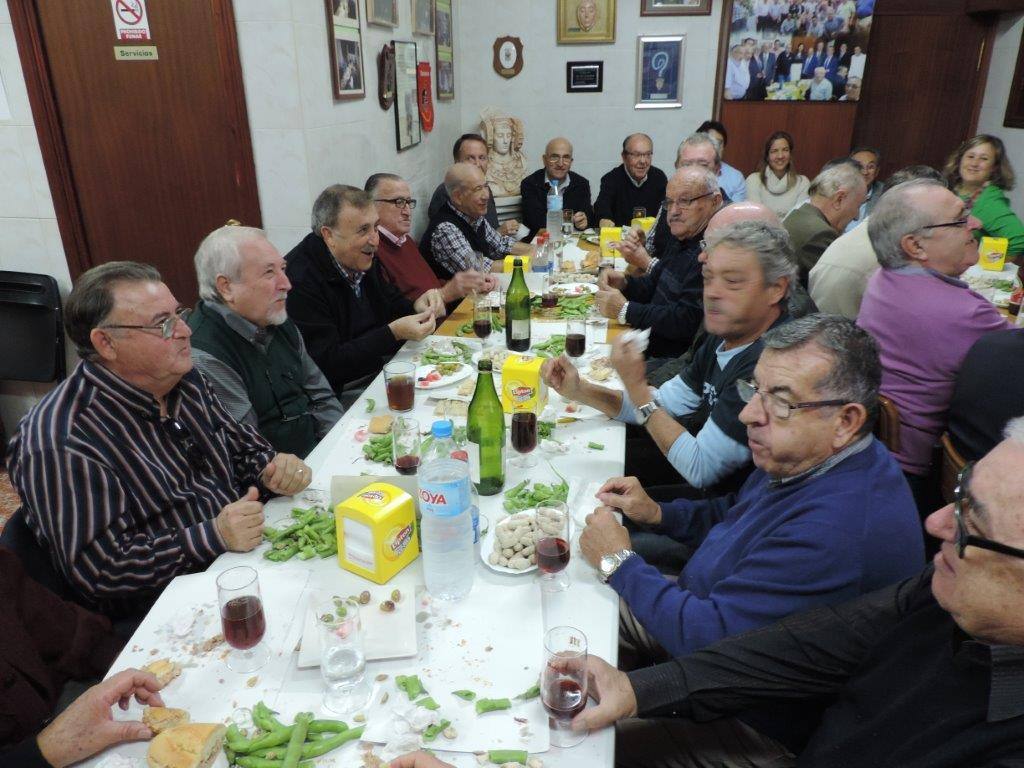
top-left (8, 0), bottom-right (260, 282)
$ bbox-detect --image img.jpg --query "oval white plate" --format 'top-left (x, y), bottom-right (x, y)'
top-left (414, 363), bottom-right (473, 390)
top-left (480, 509), bottom-right (538, 574)
top-left (549, 282), bottom-right (598, 296)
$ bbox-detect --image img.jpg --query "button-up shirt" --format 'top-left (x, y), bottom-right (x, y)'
top-left (7, 361), bottom-right (276, 612)
top-left (430, 202), bottom-right (515, 273)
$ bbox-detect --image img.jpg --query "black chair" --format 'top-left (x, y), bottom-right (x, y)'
top-left (0, 270), bottom-right (66, 383)
top-left (0, 508), bottom-right (80, 604)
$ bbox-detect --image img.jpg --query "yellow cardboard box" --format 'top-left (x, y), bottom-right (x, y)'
top-left (335, 482), bottom-right (419, 584)
top-left (599, 227), bottom-right (621, 261)
top-left (504, 254), bottom-right (530, 273)
top-left (500, 354), bottom-right (548, 414)
top-left (630, 216), bottom-right (657, 234)
top-left (979, 237), bottom-right (1008, 271)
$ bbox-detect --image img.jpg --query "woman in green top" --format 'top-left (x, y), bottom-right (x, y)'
top-left (944, 134), bottom-right (1024, 258)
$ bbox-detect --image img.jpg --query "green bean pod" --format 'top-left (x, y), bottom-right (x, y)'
top-left (488, 750), bottom-right (528, 765)
top-left (300, 725), bottom-right (365, 758)
top-left (475, 697), bottom-right (512, 715)
top-left (280, 712), bottom-right (311, 768)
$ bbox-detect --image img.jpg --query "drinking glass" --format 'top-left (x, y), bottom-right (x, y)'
top-left (316, 598), bottom-right (369, 715)
top-left (392, 416), bottom-right (421, 475)
top-left (384, 361), bottom-right (415, 412)
top-left (561, 209), bottom-right (575, 238)
top-left (536, 501), bottom-right (570, 590)
top-left (631, 206), bottom-right (647, 220)
top-left (217, 566), bottom-right (269, 673)
top-left (473, 291), bottom-right (493, 347)
top-left (510, 402), bottom-right (538, 469)
top-left (565, 318), bottom-right (586, 363)
top-left (541, 275), bottom-right (559, 311)
top-left (541, 625), bottom-right (589, 748)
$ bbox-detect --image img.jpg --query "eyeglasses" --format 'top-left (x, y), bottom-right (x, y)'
top-left (102, 307), bottom-right (191, 340)
top-left (162, 417), bottom-right (210, 472)
top-left (736, 379), bottom-right (850, 420)
top-left (264, 370), bottom-right (314, 424)
top-left (662, 191), bottom-right (716, 210)
top-left (375, 197), bottom-right (417, 210)
top-left (921, 217), bottom-right (970, 231)
top-left (953, 462), bottom-right (1024, 560)
top-left (624, 151), bottom-right (654, 160)
top-left (546, 154), bottom-right (573, 163)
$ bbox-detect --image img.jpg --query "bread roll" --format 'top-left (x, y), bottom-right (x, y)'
top-left (143, 659), bottom-right (181, 689)
top-left (142, 706), bottom-right (190, 734)
top-left (147, 723), bottom-right (225, 768)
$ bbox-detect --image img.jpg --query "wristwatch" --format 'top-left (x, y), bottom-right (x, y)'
top-left (636, 400), bottom-right (660, 425)
top-left (599, 549), bottom-right (636, 583)
top-left (617, 301), bottom-right (629, 325)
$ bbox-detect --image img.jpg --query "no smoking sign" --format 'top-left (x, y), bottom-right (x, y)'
top-left (111, 0), bottom-right (151, 42)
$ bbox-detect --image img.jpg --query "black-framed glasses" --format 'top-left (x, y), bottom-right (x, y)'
top-left (624, 151), bottom-right (653, 160)
top-left (662, 191), bottom-right (715, 210)
top-left (953, 462), bottom-right (1024, 560)
top-left (162, 417), bottom-right (210, 472)
top-left (102, 307), bottom-right (191, 340)
top-left (736, 379), bottom-right (850, 421)
top-left (375, 197), bottom-right (417, 210)
top-left (921, 217), bottom-right (970, 231)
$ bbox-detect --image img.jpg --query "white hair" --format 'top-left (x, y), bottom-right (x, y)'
top-left (809, 162), bottom-right (865, 199)
top-left (194, 225), bottom-right (267, 303)
top-left (1005, 417), bottom-right (1024, 447)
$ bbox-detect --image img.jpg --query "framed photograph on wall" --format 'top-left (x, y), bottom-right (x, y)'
top-left (434, 0), bottom-right (454, 100)
top-left (393, 41), bottom-right (422, 150)
top-left (412, 0), bottom-right (434, 35)
top-left (557, 0), bottom-right (616, 44)
top-left (566, 61), bottom-right (604, 93)
top-left (325, 0), bottom-right (366, 100)
top-left (716, 0), bottom-right (872, 105)
top-left (641, 0), bottom-right (711, 16)
top-left (366, 0), bottom-right (398, 27)
top-left (636, 34), bottom-right (684, 109)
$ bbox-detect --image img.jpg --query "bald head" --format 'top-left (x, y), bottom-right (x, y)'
top-left (701, 202), bottom-right (780, 262)
top-left (543, 137), bottom-right (575, 182)
top-left (445, 162), bottom-right (489, 219)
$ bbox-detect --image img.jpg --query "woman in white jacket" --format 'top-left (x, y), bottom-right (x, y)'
top-left (745, 131), bottom-right (810, 218)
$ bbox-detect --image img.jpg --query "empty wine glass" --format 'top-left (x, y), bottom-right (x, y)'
top-left (217, 566), bottom-right (269, 673)
top-left (317, 598), bottom-right (369, 715)
top-left (541, 625), bottom-right (588, 748)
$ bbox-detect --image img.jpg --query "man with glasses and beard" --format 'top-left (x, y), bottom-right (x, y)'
top-left (188, 225), bottom-right (343, 458)
top-left (6, 262), bottom-right (312, 616)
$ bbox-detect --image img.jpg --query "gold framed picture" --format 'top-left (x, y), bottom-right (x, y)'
top-left (366, 0), bottom-right (398, 27)
top-left (557, 0), bottom-right (616, 45)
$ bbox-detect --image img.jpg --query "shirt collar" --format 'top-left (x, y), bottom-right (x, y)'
top-left (951, 627), bottom-right (1024, 722)
top-left (769, 433), bottom-right (874, 487)
top-left (546, 174), bottom-right (571, 192)
top-left (201, 299), bottom-right (272, 348)
top-left (378, 225), bottom-right (407, 247)
top-left (448, 199), bottom-right (485, 228)
top-left (892, 264), bottom-right (969, 288)
top-left (623, 165), bottom-right (648, 188)
top-left (81, 358), bottom-right (182, 419)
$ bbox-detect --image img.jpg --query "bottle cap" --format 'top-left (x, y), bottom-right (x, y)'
top-left (431, 420), bottom-right (453, 438)
top-left (478, 359), bottom-right (493, 372)
top-left (513, 258), bottom-right (523, 267)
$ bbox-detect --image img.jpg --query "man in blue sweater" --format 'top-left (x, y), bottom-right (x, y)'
top-left (580, 313), bottom-right (924, 661)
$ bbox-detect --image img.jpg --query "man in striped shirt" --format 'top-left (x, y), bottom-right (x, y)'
top-left (7, 262), bottom-right (312, 615)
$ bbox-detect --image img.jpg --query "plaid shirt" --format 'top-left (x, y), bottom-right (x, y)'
top-left (429, 202), bottom-right (515, 274)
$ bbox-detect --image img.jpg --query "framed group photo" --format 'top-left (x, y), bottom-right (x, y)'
top-left (557, 0), bottom-right (616, 44)
top-left (636, 34), bottom-right (684, 109)
top-left (326, 0), bottom-right (366, 100)
top-left (641, 0), bottom-right (711, 15)
top-left (412, 0), bottom-right (434, 35)
top-left (393, 41), bottom-right (422, 151)
top-left (435, 0), bottom-right (454, 100)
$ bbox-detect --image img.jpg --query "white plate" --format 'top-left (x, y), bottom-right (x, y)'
top-left (470, 348), bottom-right (520, 370)
top-left (418, 338), bottom-right (477, 364)
top-left (296, 587), bottom-right (418, 668)
top-left (414, 363), bottom-right (472, 389)
top-left (549, 282), bottom-right (597, 296)
top-left (481, 508), bottom-right (539, 574)
top-left (583, 235), bottom-right (600, 245)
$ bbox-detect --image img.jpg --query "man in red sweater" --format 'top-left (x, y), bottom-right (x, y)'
top-left (365, 173), bottom-right (497, 305)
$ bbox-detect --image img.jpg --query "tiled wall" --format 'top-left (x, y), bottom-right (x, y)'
top-left (977, 12), bottom-right (1024, 217)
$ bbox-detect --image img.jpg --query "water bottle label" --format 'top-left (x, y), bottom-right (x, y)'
top-left (468, 442), bottom-right (482, 485)
top-left (511, 319), bottom-right (529, 340)
top-left (471, 505), bottom-right (480, 544)
top-left (418, 477), bottom-right (470, 518)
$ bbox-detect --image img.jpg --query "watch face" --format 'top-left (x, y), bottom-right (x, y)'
top-left (599, 553), bottom-right (617, 575)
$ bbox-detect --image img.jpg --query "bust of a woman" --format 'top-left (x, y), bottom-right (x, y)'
top-left (481, 111), bottom-right (526, 198)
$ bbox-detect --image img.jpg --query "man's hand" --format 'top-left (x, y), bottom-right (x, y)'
top-left (596, 476), bottom-right (661, 526)
top-left (390, 751), bottom-right (455, 768)
top-left (595, 288), bottom-right (626, 320)
top-left (414, 288), bottom-right (447, 319)
top-left (540, 355), bottom-right (583, 401)
top-left (573, 210), bottom-right (589, 230)
top-left (261, 453), bottom-right (312, 496)
top-left (499, 219), bottom-right (520, 237)
top-left (580, 507), bottom-right (632, 567)
top-left (617, 230), bottom-right (652, 272)
top-left (599, 218), bottom-right (615, 229)
top-left (447, 270), bottom-right (495, 300)
top-left (216, 486), bottom-right (265, 551)
top-left (571, 655), bottom-right (638, 732)
top-left (389, 310), bottom-right (436, 341)
top-left (610, 334), bottom-right (647, 390)
top-left (598, 269), bottom-right (627, 291)
top-left (37, 669), bottom-right (165, 768)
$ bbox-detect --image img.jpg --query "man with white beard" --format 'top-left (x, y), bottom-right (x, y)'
top-left (189, 225), bottom-right (343, 457)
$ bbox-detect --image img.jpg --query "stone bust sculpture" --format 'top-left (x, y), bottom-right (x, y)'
top-left (480, 110), bottom-right (526, 198)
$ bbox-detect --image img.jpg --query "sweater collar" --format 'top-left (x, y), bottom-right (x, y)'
top-left (378, 225), bottom-right (408, 247)
top-left (769, 433), bottom-right (874, 487)
top-left (891, 264), bottom-right (968, 288)
top-left (198, 299), bottom-right (273, 349)
top-left (622, 165), bottom-right (649, 188)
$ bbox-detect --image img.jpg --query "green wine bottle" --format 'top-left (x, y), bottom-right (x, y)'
top-left (467, 359), bottom-right (505, 496)
top-left (505, 258), bottom-right (531, 352)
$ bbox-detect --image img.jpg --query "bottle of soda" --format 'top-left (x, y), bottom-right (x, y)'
top-left (505, 258), bottom-right (531, 352)
top-left (467, 359), bottom-right (505, 496)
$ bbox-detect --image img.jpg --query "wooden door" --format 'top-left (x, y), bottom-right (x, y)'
top-left (10, 1), bottom-right (260, 305)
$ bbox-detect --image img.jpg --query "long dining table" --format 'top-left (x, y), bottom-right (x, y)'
top-left (81, 264), bottom-right (633, 768)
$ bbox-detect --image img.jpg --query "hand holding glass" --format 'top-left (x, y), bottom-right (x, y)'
top-left (542, 625), bottom-right (589, 748)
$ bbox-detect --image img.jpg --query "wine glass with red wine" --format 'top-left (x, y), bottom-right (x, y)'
top-left (472, 291), bottom-right (492, 348)
top-left (510, 402), bottom-right (538, 469)
top-left (541, 625), bottom-right (589, 748)
top-left (535, 501), bottom-right (570, 590)
top-left (565, 318), bottom-right (586, 364)
top-left (216, 566), bottom-right (269, 673)
top-left (392, 416), bottom-right (421, 475)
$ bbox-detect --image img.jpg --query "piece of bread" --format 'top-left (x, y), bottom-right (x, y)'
top-left (143, 706), bottom-right (190, 734)
top-left (147, 723), bottom-right (225, 768)
top-left (143, 659), bottom-right (181, 689)
top-left (434, 399), bottom-right (469, 417)
top-left (368, 414), bottom-right (394, 434)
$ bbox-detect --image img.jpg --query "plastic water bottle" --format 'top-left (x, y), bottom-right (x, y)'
top-left (546, 181), bottom-right (563, 243)
top-left (424, 420), bottom-right (480, 546)
top-left (532, 240), bottom-right (550, 274)
top-left (418, 421), bottom-right (475, 600)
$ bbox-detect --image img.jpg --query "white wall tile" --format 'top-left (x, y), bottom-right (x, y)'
top-left (0, 125), bottom-right (36, 217)
top-left (251, 128), bottom-right (312, 228)
top-left (16, 125), bottom-right (55, 218)
top-left (0, 22), bottom-right (33, 127)
top-left (266, 225), bottom-right (310, 255)
top-left (233, 0), bottom-right (294, 23)
top-left (236, 21), bottom-right (305, 130)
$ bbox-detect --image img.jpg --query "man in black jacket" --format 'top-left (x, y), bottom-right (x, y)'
top-left (594, 133), bottom-right (668, 226)
top-left (519, 137), bottom-right (595, 239)
top-left (285, 185), bottom-right (442, 401)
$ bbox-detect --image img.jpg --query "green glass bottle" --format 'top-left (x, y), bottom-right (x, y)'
top-left (505, 258), bottom-right (531, 352)
top-left (467, 359), bottom-right (505, 495)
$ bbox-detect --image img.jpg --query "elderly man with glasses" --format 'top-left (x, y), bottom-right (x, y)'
top-left (187, 225), bottom-right (343, 458)
top-left (519, 137), bottom-right (595, 240)
top-left (6, 262), bottom-right (311, 616)
top-left (857, 178), bottom-right (1016, 515)
top-left (595, 133), bottom-right (669, 226)
top-left (365, 173), bottom-right (496, 308)
top-left (574, 313), bottom-right (922, 668)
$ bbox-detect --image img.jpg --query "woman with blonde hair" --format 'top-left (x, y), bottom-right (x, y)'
top-left (745, 131), bottom-right (810, 218)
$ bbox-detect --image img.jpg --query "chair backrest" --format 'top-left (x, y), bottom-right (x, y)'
top-left (940, 432), bottom-right (967, 505)
top-left (0, 270), bottom-right (65, 382)
top-left (874, 394), bottom-right (901, 454)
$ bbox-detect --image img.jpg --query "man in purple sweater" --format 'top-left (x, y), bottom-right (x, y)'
top-left (580, 313), bottom-right (923, 663)
top-left (857, 179), bottom-right (1015, 512)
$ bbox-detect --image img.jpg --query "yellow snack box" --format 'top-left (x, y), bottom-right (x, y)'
top-left (335, 482), bottom-right (419, 584)
top-left (599, 227), bottom-right (622, 262)
top-left (500, 354), bottom-right (548, 414)
top-left (630, 216), bottom-right (657, 235)
top-left (979, 236), bottom-right (1008, 271)
top-left (504, 254), bottom-right (530, 273)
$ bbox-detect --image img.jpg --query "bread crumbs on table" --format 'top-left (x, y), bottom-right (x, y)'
top-left (246, 676), bottom-right (259, 688)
